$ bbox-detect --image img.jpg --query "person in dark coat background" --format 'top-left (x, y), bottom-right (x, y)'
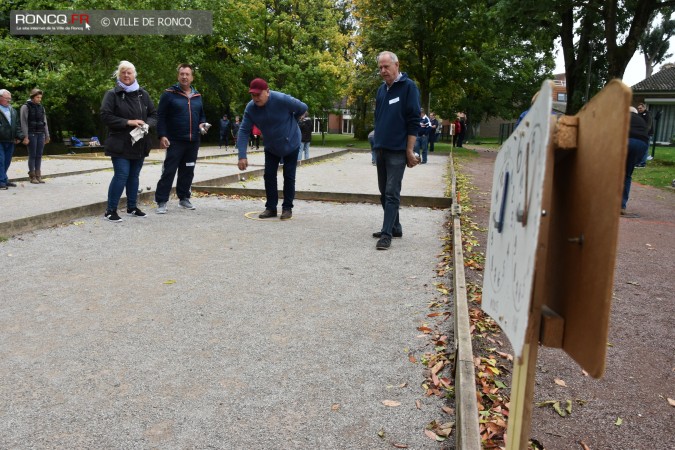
top-left (298, 112), bottom-right (313, 160)
top-left (623, 106), bottom-right (649, 215)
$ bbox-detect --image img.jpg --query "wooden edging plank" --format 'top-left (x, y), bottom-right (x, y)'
top-left (449, 153), bottom-right (482, 449)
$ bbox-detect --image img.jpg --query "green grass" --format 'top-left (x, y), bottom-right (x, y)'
top-left (632, 145), bottom-right (675, 189)
top-left (310, 133), bottom-right (477, 158)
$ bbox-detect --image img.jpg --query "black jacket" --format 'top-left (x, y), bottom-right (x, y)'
top-left (0, 106), bottom-right (24, 143)
top-left (100, 86), bottom-right (158, 159)
top-left (629, 112), bottom-right (649, 144)
top-left (299, 117), bottom-right (313, 143)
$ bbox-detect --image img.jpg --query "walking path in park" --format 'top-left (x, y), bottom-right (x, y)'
top-left (0, 147), bottom-right (458, 449)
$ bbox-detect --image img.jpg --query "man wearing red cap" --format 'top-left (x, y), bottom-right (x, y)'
top-left (237, 78), bottom-right (307, 220)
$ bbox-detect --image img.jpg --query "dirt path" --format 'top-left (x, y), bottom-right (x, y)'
top-left (457, 147), bottom-right (675, 449)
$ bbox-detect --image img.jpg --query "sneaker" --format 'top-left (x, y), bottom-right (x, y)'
top-left (179, 199), bottom-right (195, 210)
top-left (156, 202), bottom-right (168, 214)
top-left (6, 182), bottom-right (17, 187)
top-left (376, 236), bottom-right (392, 250)
top-left (280, 209), bottom-right (292, 220)
top-left (0, 184), bottom-right (8, 190)
top-left (635, 163), bottom-right (646, 168)
top-left (127, 207), bottom-right (147, 217)
top-left (647, 155), bottom-right (653, 161)
top-left (373, 230), bottom-right (402, 238)
top-left (259, 209), bottom-right (277, 219)
top-left (104, 210), bottom-right (123, 222)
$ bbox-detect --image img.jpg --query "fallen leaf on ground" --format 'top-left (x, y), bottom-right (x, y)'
top-left (579, 441), bottom-right (591, 450)
top-left (163, 280), bottom-right (176, 285)
top-left (331, 404), bottom-right (340, 411)
top-left (554, 378), bottom-right (567, 387)
top-left (378, 429), bottom-right (385, 438)
top-left (408, 353), bottom-right (417, 364)
top-left (392, 443), bottom-right (409, 448)
top-left (615, 417), bottom-right (623, 426)
top-left (626, 281), bottom-right (640, 286)
top-left (442, 406), bottom-right (454, 415)
top-left (382, 400), bottom-right (401, 407)
top-left (424, 429), bottom-right (441, 441)
top-left (415, 400), bottom-right (422, 410)
top-left (668, 398), bottom-right (675, 407)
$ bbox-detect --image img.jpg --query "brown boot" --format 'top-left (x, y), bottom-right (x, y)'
top-left (36, 169), bottom-right (46, 183)
top-left (29, 170), bottom-right (39, 184)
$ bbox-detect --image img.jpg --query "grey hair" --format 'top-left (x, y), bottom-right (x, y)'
top-left (377, 51), bottom-right (399, 64)
top-left (113, 60), bottom-right (137, 79)
top-left (629, 106), bottom-right (638, 113)
top-left (0, 89), bottom-right (9, 97)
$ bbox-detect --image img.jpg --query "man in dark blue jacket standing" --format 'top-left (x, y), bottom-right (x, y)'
top-left (155, 63), bottom-right (208, 213)
top-left (372, 51), bottom-right (421, 250)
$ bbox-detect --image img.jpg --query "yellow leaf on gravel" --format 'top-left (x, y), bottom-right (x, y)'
top-left (382, 400), bottom-right (401, 407)
top-left (331, 404), bottom-right (340, 411)
top-left (615, 417), bottom-right (623, 426)
top-left (554, 378), bottom-right (567, 387)
top-left (163, 280), bottom-right (176, 285)
top-left (668, 398), bottom-right (675, 407)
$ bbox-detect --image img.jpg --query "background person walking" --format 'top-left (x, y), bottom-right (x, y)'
top-left (20, 88), bottom-right (50, 184)
top-left (100, 60), bottom-right (158, 222)
top-left (155, 63), bottom-right (208, 213)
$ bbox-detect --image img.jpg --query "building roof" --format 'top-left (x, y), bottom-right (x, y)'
top-left (631, 67), bottom-right (675, 92)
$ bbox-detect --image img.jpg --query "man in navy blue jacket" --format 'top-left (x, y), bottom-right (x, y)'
top-left (155, 63), bottom-right (208, 213)
top-left (237, 78), bottom-right (307, 220)
top-left (372, 51), bottom-right (421, 250)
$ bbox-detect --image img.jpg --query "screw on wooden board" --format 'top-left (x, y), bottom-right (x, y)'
top-left (567, 234), bottom-right (584, 245)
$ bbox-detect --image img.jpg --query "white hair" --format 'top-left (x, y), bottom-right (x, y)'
top-left (629, 106), bottom-right (638, 113)
top-left (113, 60), bottom-right (137, 79)
top-left (377, 51), bottom-right (399, 64)
top-left (0, 89), bottom-right (9, 96)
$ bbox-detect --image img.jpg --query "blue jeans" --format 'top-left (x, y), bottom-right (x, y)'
top-left (298, 141), bottom-right (310, 160)
top-left (155, 140), bottom-right (200, 203)
top-left (376, 149), bottom-right (407, 237)
top-left (0, 141), bottom-right (15, 185)
top-left (108, 157), bottom-right (144, 211)
top-left (27, 132), bottom-right (45, 171)
top-left (638, 136), bottom-right (652, 165)
top-left (623, 138), bottom-right (648, 209)
top-left (414, 134), bottom-right (429, 162)
top-left (264, 148), bottom-right (299, 210)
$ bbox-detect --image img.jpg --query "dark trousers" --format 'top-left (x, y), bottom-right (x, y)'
top-left (219, 133), bottom-right (230, 147)
top-left (27, 132), bottom-right (46, 171)
top-left (155, 140), bottom-right (200, 203)
top-left (264, 148), bottom-right (299, 210)
top-left (376, 149), bottom-right (406, 237)
top-left (429, 132), bottom-right (437, 152)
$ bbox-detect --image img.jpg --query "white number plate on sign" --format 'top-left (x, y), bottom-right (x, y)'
top-left (483, 80), bottom-right (552, 358)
